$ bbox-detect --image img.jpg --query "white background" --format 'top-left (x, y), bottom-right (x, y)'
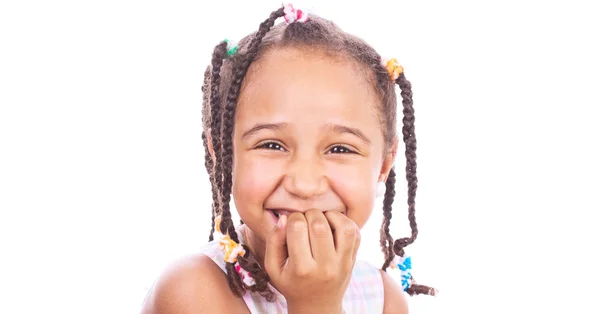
top-left (1, 0), bottom-right (599, 313)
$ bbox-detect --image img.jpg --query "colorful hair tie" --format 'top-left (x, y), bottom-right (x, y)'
top-left (283, 3), bottom-right (309, 23)
top-left (236, 264), bottom-right (256, 286)
top-left (390, 255), bottom-right (413, 291)
top-left (214, 215), bottom-right (256, 286)
top-left (383, 58), bottom-right (404, 81)
top-left (215, 215), bottom-right (222, 234)
top-left (218, 234), bottom-right (246, 263)
top-left (224, 39), bottom-right (238, 58)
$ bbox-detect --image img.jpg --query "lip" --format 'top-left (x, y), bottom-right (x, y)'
top-left (266, 208), bottom-right (346, 219)
top-left (267, 209), bottom-right (294, 219)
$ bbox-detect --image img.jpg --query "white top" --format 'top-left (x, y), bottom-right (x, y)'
top-left (199, 228), bottom-right (385, 314)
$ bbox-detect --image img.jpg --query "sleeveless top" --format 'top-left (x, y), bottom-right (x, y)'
top-left (199, 228), bottom-right (385, 314)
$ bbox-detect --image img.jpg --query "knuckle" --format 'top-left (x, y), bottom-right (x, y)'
top-left (342, 221), bottom-right (358, 236)
top-left (294, 266), bottom-right (311, 278)
top-left (311, 220), bottom-right (329, 237)
top-left (289, 219), bottom-right (306, 233)
top-left (322, 267), bottom-right (336, 281)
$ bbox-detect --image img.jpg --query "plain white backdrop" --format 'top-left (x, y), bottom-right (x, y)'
top-left (1, 0), bottom-right (599, 313)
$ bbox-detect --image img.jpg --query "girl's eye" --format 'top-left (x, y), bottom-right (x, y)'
top-left (328, 145), bottom-right (355, 154)
top-left (257, 142), bottom-right (285, 151)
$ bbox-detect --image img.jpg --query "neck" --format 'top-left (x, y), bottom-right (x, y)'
top-left (240, 224), bottom-right (267, 268)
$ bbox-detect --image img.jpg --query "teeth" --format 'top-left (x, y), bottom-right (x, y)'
top-left (277, 210), bottom-right (291, 216)
top-left (271, 209), bottom-right (292, 219)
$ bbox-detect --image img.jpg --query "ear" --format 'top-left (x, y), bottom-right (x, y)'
top-left (206, 131), bottom-right (217, 164)
top-left (379, 135), bottom-right (399, 182)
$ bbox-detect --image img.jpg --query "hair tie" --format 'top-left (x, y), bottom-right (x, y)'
top-left (224, 39), bottom-right (238, 58)
top-left (383, 58), bottom-right (404, 81)
top-left (218, 234), bottom-right (246, 263)
top-left (390, 255), bottom-right (413, 291)
top-left (283, 3), bottom-right (309, 23)
top-left (236, 264), bottom-right (256, 286)
top-left (215, 215), bottom-right (222, 234)
top-left (214, 215), bottom-right (256, 286)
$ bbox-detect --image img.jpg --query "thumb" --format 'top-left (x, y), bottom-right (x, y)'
top-left (264, 215), bottom-right (288, 278)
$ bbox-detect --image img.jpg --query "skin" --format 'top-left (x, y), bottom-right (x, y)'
top-left (140, 47), bottom-right (408, 314)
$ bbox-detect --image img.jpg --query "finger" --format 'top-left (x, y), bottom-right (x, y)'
top-left (305, 209), bottom-right (335, 262)
top-left (324, 211), bottom-right (360, 262)
top-left (264, 214), bottom-right (288, 278)
top-left (286, 212), bottom-right (314, 265)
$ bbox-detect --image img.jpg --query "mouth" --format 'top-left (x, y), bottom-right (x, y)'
top-left (267, 208), bottom-right (347, 220)
top-left (268, 209), bottom-right (292, 220)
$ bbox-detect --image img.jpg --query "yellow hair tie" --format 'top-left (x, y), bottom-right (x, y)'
top-left (214, 215), bottom-right (246, 263)
top-left (219, 234), bottom-right (246, 263)
top-left (385, 58), bottom-right (404, 81)
top-left (215, 215), bottom-right (222, 234)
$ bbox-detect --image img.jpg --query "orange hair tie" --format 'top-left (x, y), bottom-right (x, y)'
top-left (219, 234), bottom-right (246, 263)
top-left (213, 215), bottom-right (254, 285)
top-left (384, 58), bottom-right (404, 81)
top-left (214, 215), bottom-right (246, 263)
top-left (215, 215), bottom-right (222, 234)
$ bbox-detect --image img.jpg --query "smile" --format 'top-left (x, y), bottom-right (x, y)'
top-left (269, 209), bottom-right (292, 219)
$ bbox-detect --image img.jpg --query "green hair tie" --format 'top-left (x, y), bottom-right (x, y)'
top-left (224, 39), bottom-right (238, 58)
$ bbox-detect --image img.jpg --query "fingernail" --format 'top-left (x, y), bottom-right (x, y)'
top-left (278, 215), bottom-right (287, 229)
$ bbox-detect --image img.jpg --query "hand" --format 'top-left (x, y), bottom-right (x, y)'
top-left (264, 209), bottom-right (361, 314)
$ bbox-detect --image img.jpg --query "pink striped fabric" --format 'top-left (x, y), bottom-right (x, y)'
top-left (199, 228), bottom-right (385, 313)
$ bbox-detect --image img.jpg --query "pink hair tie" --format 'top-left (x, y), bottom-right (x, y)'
top-left (235, 264), bottom-right (256, 286)
top-left (283, 3), bottom-right (309, 23)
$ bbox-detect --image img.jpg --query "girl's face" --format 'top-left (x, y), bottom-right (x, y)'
top-left (232, 47), bottom-right (396, 244)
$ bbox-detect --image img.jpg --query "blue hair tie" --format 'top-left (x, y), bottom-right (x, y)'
top-left (394, 256), bottom-right (413, 291)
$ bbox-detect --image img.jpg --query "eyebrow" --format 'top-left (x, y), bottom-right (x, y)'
top-left (241, 122), bottom-right (289, 139)
top-left (240, 122), bottom-right (371, 145)
top-left (327, 123), bottom-right (372, 145)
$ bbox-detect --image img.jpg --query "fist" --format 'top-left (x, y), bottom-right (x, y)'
top-left (264, 209), bottom-right (361, 313)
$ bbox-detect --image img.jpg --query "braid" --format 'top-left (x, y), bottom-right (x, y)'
top-left (225, 263), bottom-right (245, 296)
top-left (393, 73), bottom-right (419, 252)
top-left (202, 132), bottom-right (219, 242)
top-left (380, 168), bottom-right (397, 270)
top-left (201, 66), bottom-right (219, 242)
top-left (238, 246), bottom-right (276, 301)
top-left (216, 7), bottom-right (285, 299)
top-left (388, 73), bottom-right (435, 296)
top-left (219, 6), bottom-right (285, 239)
top-left (208, 41), bottom-right (228, 241)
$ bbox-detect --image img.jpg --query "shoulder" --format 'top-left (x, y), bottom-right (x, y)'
top-left (139, 254), bottom-right (248, 314)
top-left (379, 269), bottom-right (409, 314)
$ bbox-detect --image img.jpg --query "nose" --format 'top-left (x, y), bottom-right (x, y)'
top-left (283, 153), bottom-right (328, 200)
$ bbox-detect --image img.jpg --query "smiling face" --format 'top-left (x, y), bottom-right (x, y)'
top-left (232, 47), bottom-right (395, 246)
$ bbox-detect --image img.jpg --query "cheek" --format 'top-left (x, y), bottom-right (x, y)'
top-left (232, 154), bottom-right (280, 209)
top-left (328, 162), bottom-right (380, 229)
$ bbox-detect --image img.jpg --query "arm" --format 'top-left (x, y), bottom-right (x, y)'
top-left (380, 269), bottom-right (409, 314)
top-left (140, 254), bottom-right (249, 314)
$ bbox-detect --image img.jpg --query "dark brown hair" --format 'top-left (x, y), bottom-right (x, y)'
top-left (201, 6), bottom-right (435, 299)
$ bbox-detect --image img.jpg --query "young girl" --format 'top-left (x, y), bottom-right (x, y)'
top-left (141, 4), bottom-right (435, 313)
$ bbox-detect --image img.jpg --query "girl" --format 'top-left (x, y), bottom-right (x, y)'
top-left (141, 3), bottom-right (435, 314)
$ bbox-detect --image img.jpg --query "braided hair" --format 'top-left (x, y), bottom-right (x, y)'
top-left (200, 6), bottom-right (435, 299)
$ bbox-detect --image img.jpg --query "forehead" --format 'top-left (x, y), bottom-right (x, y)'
top-left (236, 47), bottom-right (382, 136)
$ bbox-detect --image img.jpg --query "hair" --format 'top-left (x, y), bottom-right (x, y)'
top-left (200, 6), bottom-right (436, 298)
